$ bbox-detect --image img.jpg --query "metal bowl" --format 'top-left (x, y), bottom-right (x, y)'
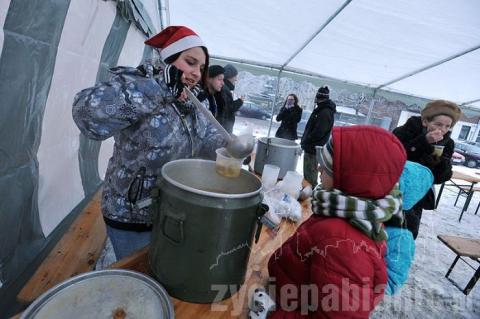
top-left (21, 269), bottom-right (174, 319)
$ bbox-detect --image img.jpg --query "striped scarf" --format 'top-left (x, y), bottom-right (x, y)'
top-left (311, 186), bottom-right (403, 241)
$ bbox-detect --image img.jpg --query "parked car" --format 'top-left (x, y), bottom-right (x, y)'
top-left (236, 101), bottom-right (271, 120)
top-left (454, 141), bottom-right (480, 168)
top-left (451, 151), bottom-right (465, 165)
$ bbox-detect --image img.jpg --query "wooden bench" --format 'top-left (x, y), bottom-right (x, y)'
top-left (437, 235), bottom-right (480, 295)
top-left (436, 170), bottom-right (480, 221)
top-left (16, 190), bottom-right (107, 304)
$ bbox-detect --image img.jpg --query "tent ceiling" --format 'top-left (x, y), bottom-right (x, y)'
top-left (169, 0), bottom-right (480, 107)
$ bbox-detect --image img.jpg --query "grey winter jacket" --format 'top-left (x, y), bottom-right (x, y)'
top-left (72, 62), bottom-right (226, 226)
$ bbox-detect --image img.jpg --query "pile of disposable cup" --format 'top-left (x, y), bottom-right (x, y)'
top-left (261, 164), bottom-right (280, 190)
top-left (280, 171), bottom-right (303, 199)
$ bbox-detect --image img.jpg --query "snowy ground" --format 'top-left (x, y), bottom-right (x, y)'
top-left (98, 117), bottom-right (480, 318)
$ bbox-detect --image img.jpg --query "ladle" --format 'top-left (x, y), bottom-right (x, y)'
top-left (185, 89), bottom-right (254, 159)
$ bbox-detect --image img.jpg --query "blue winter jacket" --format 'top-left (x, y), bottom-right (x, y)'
top-left (385, 161), bottom-right (433, 295)
top-left (72, 62), bottom-right (226, 225)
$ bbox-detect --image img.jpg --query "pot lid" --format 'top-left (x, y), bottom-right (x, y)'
top-left (21, 269), bottom-right (174, 319)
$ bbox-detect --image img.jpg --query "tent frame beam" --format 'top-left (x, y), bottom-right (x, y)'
top-left (461, 98), bottom-right (480, 107)
top-left (375, 45), bottom-right (480, 90)
top-left (280, 0), bottom-right (352, 68)
top-left (213, 54), bottom-right (480, 110)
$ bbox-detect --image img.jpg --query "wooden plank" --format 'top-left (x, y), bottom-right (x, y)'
top-left (452, 169), bottom-right (480, 184)
top-left (17, 190), bottom-right (107, 304)
top-left (109, 245), bottom-right (150, 274)
top-left (438, 235), bottom-right (480, 259)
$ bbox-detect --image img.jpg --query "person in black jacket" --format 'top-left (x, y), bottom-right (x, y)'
top-left (390, 100), bottom-right (461, 239)
top-left (275, 94), bottom-right (302, 140)
top-left (300, 86), bottom-right (336, 187)
top-left (201, 65), bottom-right (224, 117)
top-left (215, 64), bottom-right (244, 133)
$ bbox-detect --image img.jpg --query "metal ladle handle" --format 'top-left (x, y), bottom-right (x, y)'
top-left (185, 86), bottom-right (253, 159)
top-left (184, 89), bottom-right (232, 142)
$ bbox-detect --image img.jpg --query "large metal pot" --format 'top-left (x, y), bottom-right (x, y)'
top-left (254, 137), bottom-right (302, 178)
top-left (21, 270), bottom-right (174, 319)
top-left (149, 159), bottom-right (265, 303)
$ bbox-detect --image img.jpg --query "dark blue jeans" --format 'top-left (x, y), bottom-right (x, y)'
top-left (106, 225), bottom-right (151, 261)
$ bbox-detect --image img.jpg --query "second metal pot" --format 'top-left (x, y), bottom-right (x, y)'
top-left (254, 137), bottom-right (302, 178)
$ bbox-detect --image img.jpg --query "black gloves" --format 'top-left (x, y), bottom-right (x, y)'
top-left (163, 64), bottom-right (184, 99)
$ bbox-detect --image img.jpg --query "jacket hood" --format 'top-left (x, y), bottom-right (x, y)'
top-left (332, 125), bottom-right (407, 199)
top-left (316, 99), bottom-right (336, 112)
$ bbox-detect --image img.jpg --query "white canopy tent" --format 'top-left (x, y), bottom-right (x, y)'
top-left (169, 0), bottom-right (480, 108)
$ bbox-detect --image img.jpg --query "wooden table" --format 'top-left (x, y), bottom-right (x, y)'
top-left (436, 167), bottom-right (480, 221)
top-left (107, 199), bottom-right (312, 318)
top-left (437, 235), bottom-right (480, 295)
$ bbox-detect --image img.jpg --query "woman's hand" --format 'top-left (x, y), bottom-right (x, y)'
top-left (163, 64), bottom-right (185, 99)
top-left (425, 129), bottom-right (443, 144)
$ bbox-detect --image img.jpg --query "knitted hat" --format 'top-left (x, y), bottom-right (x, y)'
top-left (208, 65), bottom-right (225, 78)
top-left (317, 86), bottom-right (330, 98)
top-left (145, 26), bottom-right (205, 62)
top-left (421, 99), bottom-right (461, 126)
top-left (316, 139), bottom-right (333, 177)
top-left (224, 64), bottom-right (238, 79)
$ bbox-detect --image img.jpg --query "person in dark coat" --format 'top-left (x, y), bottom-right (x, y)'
top-left (215, 64), bottom-right (243, 133)
top-left (300, 86), bottom-right (336, 187)
top-left (251, 126), bottom-right (406, 319)
top-left (274, 94), bottom-right (302, 140)
top-left (389, 99), bottom-right (461, 239)
top-left (201, 65), bottom-right (224, 117)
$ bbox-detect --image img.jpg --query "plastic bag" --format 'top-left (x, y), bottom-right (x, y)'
top-left (262, 186), bottom-right (302, 222)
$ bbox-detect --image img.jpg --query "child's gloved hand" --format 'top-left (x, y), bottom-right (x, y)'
top-left (163, 64), bottom-right (184, 99)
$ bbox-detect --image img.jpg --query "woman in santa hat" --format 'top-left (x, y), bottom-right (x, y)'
top-left (72, 26), bottom-right (227, 260)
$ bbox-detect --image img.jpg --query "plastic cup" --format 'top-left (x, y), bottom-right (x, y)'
top-left (433, 145), bottom-right (445, 157)
top-left (280, 171), bottom-right (303, 199)
top-left (215, 148), bottom-right (243, 177)
top-left (261, 164), bottom-right (280, 190)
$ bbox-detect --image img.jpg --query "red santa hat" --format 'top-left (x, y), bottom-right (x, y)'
top-left (145, 26), bottom-right (206, 61)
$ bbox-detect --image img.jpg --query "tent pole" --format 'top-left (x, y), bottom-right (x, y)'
top-left (376, 45), bottom-right (480, 90)
top-left (365, 89), bottom-right (377, 125)
top-left (157, 0), bottom-right (165, 30)
top-left (460, 98), bottom-right (480, 106)
top-left (163, 0), bottom-right (170, 27)
top-left (280, 0), bottom-right (352, 68)
top-left (267, 70), bottom-right (283, 138)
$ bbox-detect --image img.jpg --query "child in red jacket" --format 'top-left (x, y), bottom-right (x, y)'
top-left (251, 126), bottom-right (406, 319)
